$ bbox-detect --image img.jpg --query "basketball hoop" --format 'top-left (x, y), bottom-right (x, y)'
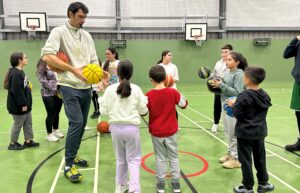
top-left (27, 25), bottom-right (37, 39)
top-left (194, 35), bottom-right (203, 47)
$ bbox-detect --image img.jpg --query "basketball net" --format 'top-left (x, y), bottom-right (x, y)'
top-left (194, 35), bottom-right (203, 47)
top-left (27, 25), bottom-right (37, 39)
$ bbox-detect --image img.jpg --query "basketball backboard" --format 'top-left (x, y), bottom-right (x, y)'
top-left (19, 12), bottom-right (47, 32)
top-left (185, 23), bottom-right (207, 41)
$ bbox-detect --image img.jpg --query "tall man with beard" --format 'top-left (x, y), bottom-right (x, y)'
top-left (41, 2), bottom-right (99, 182)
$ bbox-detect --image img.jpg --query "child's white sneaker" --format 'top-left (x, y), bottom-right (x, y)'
top-left (115, 184), bottom-right (129, 193)
top-left (53, 129), bottom-right (64, 138)
top-left (211, 124), bottom-right (218, 133)
top-left (46, 133), bottom-right (59, 142)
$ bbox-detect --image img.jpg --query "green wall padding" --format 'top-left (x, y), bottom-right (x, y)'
top-left (0, 39), bottom-right (295, 89)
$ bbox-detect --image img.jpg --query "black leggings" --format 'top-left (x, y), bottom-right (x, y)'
top-left (213, 94), bottom-right (222, 124)
top-left (92, 90), bottom-right (99, 112)
top-left (42, 95), bottom-right (63, 133)
top-left (296, 111), bottom-right (300, 135)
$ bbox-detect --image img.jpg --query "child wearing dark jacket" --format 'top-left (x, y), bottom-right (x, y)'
top-left (227, 66), bottom-right (274, 193)
top-left (6, 52), bottom-right (39, 150)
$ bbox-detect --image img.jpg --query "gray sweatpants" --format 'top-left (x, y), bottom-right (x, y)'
top-left (10, 112), bottom-right (33, 142)
top-left (151, 133), bottom-right (180, 183)
top-left (221, 104), bottom-right (238, 159)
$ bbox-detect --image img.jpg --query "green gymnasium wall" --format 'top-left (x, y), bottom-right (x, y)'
top-left (0, 39), bottom-right (294, 89)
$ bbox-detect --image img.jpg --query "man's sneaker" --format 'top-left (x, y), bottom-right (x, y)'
top-left (257, 183), bottom-right (275, 193)
top-left (23, 140), bottom-right (39, 148)
top-left (285, 138), bottom-right (300, 151)
top-left (46, 133), bottom-right (59, 142)
top-left (233, 185), bottom-right (254, 193)
top-left (115, 184), bottom-right (129, 193)
top-left (53, 129), bottom-right (64, 138)
top-left (219, 154), bottom-right (231, 163)
top-left (74, 155), bottom-right (88, 167)
top-left (156, 182), bottom-right (165, 193)
top-left (171, 182), bottom-right (181, 193)
top-left (64, 165), bottom-right (82, 182)
top-left (211, 124), bottom-right (218, 133)
top-left (222, 157), bottom-right (241, 169)
top-left (8, 142), bottom-right (24, 150)
top-left (90, 111), bottom-right (100, 119)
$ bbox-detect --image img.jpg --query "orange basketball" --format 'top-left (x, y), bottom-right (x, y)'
top-left (164, 74), bottom-right (174, 87)
top-left (97, 121), bottom-right (109, 134)
top-left (47, 51), bottom-right (69, 72)
top-left (57, 51), bottom-right (70, 63)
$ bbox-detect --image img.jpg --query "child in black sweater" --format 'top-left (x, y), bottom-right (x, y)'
top-left (6, 52), bottom-right (39, 150)
top-left (227, 66), bottom-right (274, 193)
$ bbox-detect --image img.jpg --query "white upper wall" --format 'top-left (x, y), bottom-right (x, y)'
top-left (4, 0), bottom-right (297, 29)
top-left (3, 0), bottom-right (116, 27)
top-left (3, 0), bottom-right (219, 28)
top-left (227, 0), bottom-right (300, 27)
top-left (120, 0), bottom-right (219, 27)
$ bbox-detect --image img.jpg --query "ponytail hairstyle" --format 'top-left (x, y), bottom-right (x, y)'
top-left (116, 60), bottom-right (133, 98)
top-left (36, 58), bottom-right (47, 76)
top-left (157, 50), bottom-right (170, 64)
top-left (103, 47), bottom-right (119, 71)
top-left (4, 52), bottom-right (25, 89)
top-left (228, 52), bottom-right (248, 71)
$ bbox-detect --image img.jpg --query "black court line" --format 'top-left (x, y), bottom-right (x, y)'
top-left (265, 141), bottom-right (300, 157)
top-left (180, 170), bottom-right (198, 193)
top-left (26, 135), bottom-right (97, 193)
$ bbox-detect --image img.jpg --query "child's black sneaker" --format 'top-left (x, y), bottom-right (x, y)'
top-left (233, 185), bottom-right (254, 193)
top-left (171, 182), bottom-right (181, 193)
top-left (156, 182), bottom-right (165, 193)
top-left (74, 155), bottom-right (88, 167)
top-left (257, 183), bottom-right (274, 193)
top-left (8, 142), bottom-right (24, 150)
top-left (64, 165), bottom-right (82, 182)
top-left (285, 138), bottom-right (300, 151)
top-left (23, 140), bottom-right (39, 148)
top-left (90, 111), bottom-right (100, 119)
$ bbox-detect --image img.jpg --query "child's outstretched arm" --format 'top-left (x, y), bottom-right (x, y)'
top-left (137, 88), bottom-right (148, 116)
top-left (177, 94), bottom-right (188, 109)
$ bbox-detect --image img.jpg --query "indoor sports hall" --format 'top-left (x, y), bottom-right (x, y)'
top-left (0, 1), bottom-right (299, 193)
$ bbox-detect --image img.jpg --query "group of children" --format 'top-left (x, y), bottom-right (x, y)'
top-left (209, 45), bottom-right (275, 193)
top-left (8, 42), bottom-right (298, 193)
top-left (99, 50), bottom-right (186, 193)
top-left (98, 45), bottom-right (278, 193)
